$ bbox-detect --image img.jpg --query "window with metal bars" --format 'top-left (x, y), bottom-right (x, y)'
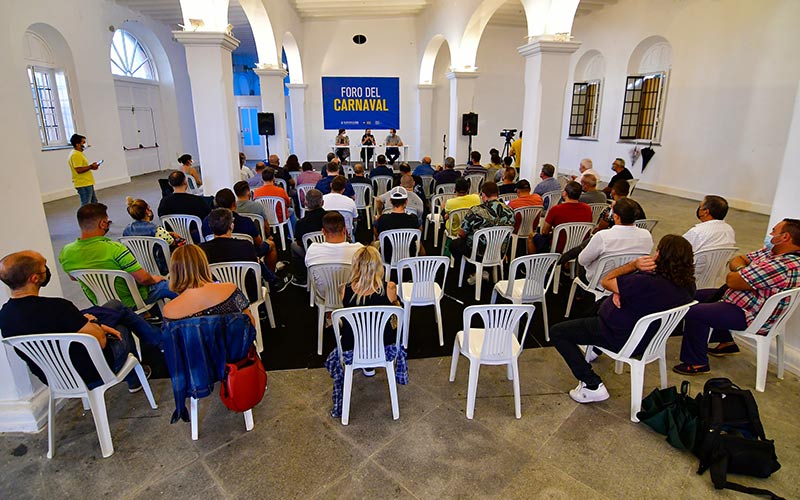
top-left (568, 80), bottom-right (601, 138)
top-left (619, 72), bottom-right (666, 141)
top-left (27, 66), bottom-right (75, 147)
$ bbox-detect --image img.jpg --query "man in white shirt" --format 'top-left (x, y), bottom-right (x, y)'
top-left (322, 175), bottom-right (357, 218)
top-left (578, 198), bottom-right (653, 282)
top-left (683, 195), bottom-right (736, 252)
top-left (239, 152), bottom-right (255, 182)
top-left (305, 211), bottom-right (363, 267)
top-left (578, 158), bottom-right (600, 184)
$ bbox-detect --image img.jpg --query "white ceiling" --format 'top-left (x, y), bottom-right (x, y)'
top-left (114, 0), bottom-right (616, 56)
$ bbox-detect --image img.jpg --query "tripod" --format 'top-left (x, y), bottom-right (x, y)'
top-left (501, 135), bottom-right (513, 159)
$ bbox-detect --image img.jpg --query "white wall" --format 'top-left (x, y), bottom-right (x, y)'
top-left (558, 0), bottom-right (800, 214)
top-left (430, 43), bottom-right (451, 164)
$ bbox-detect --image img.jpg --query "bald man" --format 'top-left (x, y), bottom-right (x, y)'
top-left (269, 154), bottom-right (295, 192)
top-left (413, 156), bottom-right (436, 177)
top-left (0, 250), bottom-right (158, 391)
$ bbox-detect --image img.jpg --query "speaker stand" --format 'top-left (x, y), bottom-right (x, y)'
top-left (466, 135), bottom-right (473, 164)
top-left (263, 134), bottom-right (270, 160)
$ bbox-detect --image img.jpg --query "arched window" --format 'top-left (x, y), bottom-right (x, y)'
top-left (110, 30), bottom-right (156, 80)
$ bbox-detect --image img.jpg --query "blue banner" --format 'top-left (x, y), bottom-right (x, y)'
top-left (322, 77), bottom-right (399, 130)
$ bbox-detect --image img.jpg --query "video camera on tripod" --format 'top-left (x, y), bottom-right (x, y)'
top-left (500, 129), bottom-right (517, 140)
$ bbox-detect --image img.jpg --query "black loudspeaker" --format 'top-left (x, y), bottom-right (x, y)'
top-left (257, 112), bottom-right (275, 136)
top-left (462, 113), bottom-right (478, 136)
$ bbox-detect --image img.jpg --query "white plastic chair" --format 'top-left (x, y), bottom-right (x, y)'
top-left (208, 261), bottom-right (276, 353)
top-left (296, 183), bottom-right (316, 219)
top-left (2, 333), bottom-right (157, 458)
top-left (424, 193), bottom-right (455, 248)
top-left (336, 210), bottom-right (355, 242)
top-left (119, 236), bottom-right (169, 277)
top-left (454, 165), bottom-right (467, 174)
top-left (161, 214), bottom-right (203, 244)
top-left (289, 171), bottom-right (301, 184)
top-left (465, 174), bottom-right (484, 195)
top-left (371, 176), bottom-right (393, 197)
top-left (302, 231), bottom-right (326, 300)
top-left (586, 301), bottom-right (696, 422)
top-left (694, 246), bottom-right (738, 289)
top-left (564, 252), bottom-right (648, 318)
top-left (634, 219), bottom-right (659, 232)
top-left (397, 256), bottom-right (449, 348)
top-left (241, 212), bottom-right (265, 241)
top-left (232, 233), bottom-right (254, 244)
top-left (729, 287), bottom-right (800, 392)
top-left (509, 206), bottom-right (543, 262)
top-left (449, 304), bottom-right (535, 419)
top-left (492, 254), bottom-right (559, 341)
top-left (436, 182), bottom-right (456, 195)
top-left (627, 178), bottom-right (639, 196)
top-left (589, 203), bottom-right (608, 225)
top-left (541, 190), bottom-right (562, 214)
top-left (549, 222), bottom-right (594, 294)
top-left (499, 193), bottom-right (518, 203)
top-left (308, 263), bottom-right (352, 355)
top-left (379, 229), bottom-right (421, 280)
top-left (274, 178), bottom-right (288, 192)
top-left (343, 165), bottom-right (355, 178)
top-left (352, 183), bottom-right (374, 230)
top-left (255, 196), bottom-right (294, 250)
top-left (441, 207), bottom-right (471, 258)
top-left (331, 306), bottom-right (404, 425)
top-left (458, 226), bottom-right (513, 300)
top-left (419, 175), bottom-right (435, 197)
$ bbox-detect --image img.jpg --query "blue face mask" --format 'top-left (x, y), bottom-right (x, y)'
top-left (764, 234), bottom-right (775, 252)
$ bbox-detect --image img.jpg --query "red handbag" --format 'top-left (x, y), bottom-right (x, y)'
top-left (219, 346), bottom-right (267, 412)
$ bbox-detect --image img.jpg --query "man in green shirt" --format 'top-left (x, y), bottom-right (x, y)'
top-left (59, 203), bottom-right (177, 309)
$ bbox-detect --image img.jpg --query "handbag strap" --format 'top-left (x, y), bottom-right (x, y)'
top-left (719, 480), bottom-right (785, 500)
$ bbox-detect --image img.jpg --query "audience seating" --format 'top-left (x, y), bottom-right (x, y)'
top-left (435, 183), bottom-right (456, 195)
top-left (498, 193), bottom-right (517, 203)
top-left (492, 254), bottom-right (559, 341)
top-left (441, 207), bottom-right (471, 259)
top-left (289, 171), bottom-right (301, 184)
top-left (627, 179), bottom-right (639, 196)
top-left (633, 219), bottom-right (658, 232)
top-left (589, 203), bottom-right (608, 225)
top-left (465, 174), bottom-right (484, 195)
top-left (378, 229), bottom-right (421, 281)
top-left (509, 206), bottom-right (543, 262)
top-left (693, 246), bottom-right (738, 289)
top-left (161, 214), bottom-right (203, 244)
top-left (352, 183), bottom-right (373, 230)
top-left (449, 304), bottom-right (535, 419)
top-left (458, 226), bottom-right (513, 300)
top-left (241, 213), bottom-right (265, 240)
top-left (419, 175), bottom-right (435, 197)
top-left (397, 256), bottom-right (449, 347)
top-left (119, 236), bottom-right (169, 277)
top-left (585, 301), bottom-right (696, 422)
top-left (730, 287), bottom-right (800, 392)
top-left (550, 222), bottom-right (594, 294)
top-left (255, 196), bottom-right (294, 250)
top-left (564, 252), bottom-right (648, 318)
top-left (371, 176), bottom-right (393, 197)
top-left (296, 184), bottom-right (316, 218)
top-left (3, 333), bottom-right (157, 458)
top-left (424, 193), bottom-right (455, 248)
top-left (308, 263), bottom-right (351, 355)
top-left (274, 178), bottom-right (288, 192)
top-left (331, 306), bottom-right (405, 425)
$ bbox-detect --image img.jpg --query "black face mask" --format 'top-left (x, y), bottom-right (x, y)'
top-left (40, 266), bottom-right (51, 287)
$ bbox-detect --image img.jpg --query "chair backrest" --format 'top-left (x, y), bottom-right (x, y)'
top-left (462, 305), bottom-right (535, 362)
top-left (241, 212), bottom-right (265, 240)
top-left (550, 222), bottom-right (594, 254)
top-left (397, 256), bottom-right (449, 302)
top-left (231, 232), bottom-right (254, 244)
top-left (693, 246), bottom-right (738, 289)
top-left (274, 178), bottom-right (287, 191)
top-left (343, 165), bottom-right (355, 178)
top-left (352, 183), bottom-right (373, 209)
top-left (302, 231), bottom-right (326, 252)
top-left (379, 229), bottom-right (421, 267)
top-left (436, 182), bottom-right (456, 195)
top-left (429, 193), bottom-right (455, 217)
top-left (209, 261), bottom-right (263, 303)
top-left (419, 175), bottom-right (435, 197)
top-left (332, 306), bottom-right (404, 366)
top-left (289, 171), bottom-right (301, 183)
top-left (3, 333), bottom-right (115, 396)
top-left (466, 174), bottom-right (484, 195)
top-left (627, 178), bottom-right (639, 196)
top-left (504, 254), bottom-right (560, 301)
top-left (119, 236), bottom-right (169, 277)
top-left (254, 196), bottom-right (288, 225)
top-left (308, 263), bottom-right (351, 308)
top-left (161, 214), bottom-right (203, 244)
top-left (585, 252), bottom-right (649, 291)
top-left (446, 207), bottom-right (471, 237)
top-left (469, 226), bottom-right (513, 264)
top-left (499, 193), bottom-right (518, 203)
top-left (557, 175), bottom-right (570, 190)
top-left (69, 269), bottom-right (147, 310)
top-left (336, 210), bottom-right (355, 240)
top-left (589, 203), bottom-right (608, 225)
top-left (615, 301), bottom-right (697, 361)
top-left (371, 176), bottom-right (393, 196)
top-left (513, 206), bottom-right (543, 237)
top-left (740, 287), bottom-right (800, 337)
top-left (634, 219), bottom-right (658, 232)
top-left (541, 190), bottom-right (562, 213)
top-left (454, 165), bottom-right (467, 174)
top-left (296, 183), bottom-right (316, 217)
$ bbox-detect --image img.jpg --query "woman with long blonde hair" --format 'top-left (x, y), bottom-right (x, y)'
top-left (162, 244), bottom-right (254, 326)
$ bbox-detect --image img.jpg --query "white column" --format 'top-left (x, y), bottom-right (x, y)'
top-left (255, 68), bottom-right (289, 162)
top-left (447, 71), bottom-right (480, 164)
top-left (416, 84), bottom-right (435, 160)
top-left (286, 83), bottom-right (308, 161)
top-left (173, 31), bottom-right (240, 195)
top-left (517, 40), bottom-right (581, 180)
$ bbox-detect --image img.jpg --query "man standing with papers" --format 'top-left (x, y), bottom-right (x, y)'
top-left (68, 133), bottom-right (101, 206)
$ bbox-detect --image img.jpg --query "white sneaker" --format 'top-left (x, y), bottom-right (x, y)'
top-left (362, 368), bottom-right (376, 377)
top-left (467, 274), bottom-right (477, 285)
top-left (569, 382), bottom-right (609, 403)
top-left (481, 270), bottom-right (490, 281)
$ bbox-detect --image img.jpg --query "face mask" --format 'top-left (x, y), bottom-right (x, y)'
top-left (40, 266), bottom-right (51, 287)
top-left (764, 234), bottom-right (775, 252)
top-left (696, 207), bottom-right (702, 221)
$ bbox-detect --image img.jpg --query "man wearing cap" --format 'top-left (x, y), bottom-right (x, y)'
top-left (374, 186), bottom-right (425, 261)
top-left (376, 175), bottom-right (424, 225)
top-left (508, 179), bottom-right (543, 233)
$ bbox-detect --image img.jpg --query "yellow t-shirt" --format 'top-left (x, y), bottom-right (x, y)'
top-left (444, 194), bottom-right (481, 234)
top-left (68, 149), bottom-right (94, 188)
top-left (510, 138), bottom-right (522, 167)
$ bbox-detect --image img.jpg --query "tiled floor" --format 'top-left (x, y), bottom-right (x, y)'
top-left (2, 173), bottom-right (795, 499)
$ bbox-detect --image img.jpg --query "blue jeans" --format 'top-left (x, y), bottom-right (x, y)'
top-left (76, 185), bottom-right (97, 206)
top-left (145, 280), bottom-right (178, 304)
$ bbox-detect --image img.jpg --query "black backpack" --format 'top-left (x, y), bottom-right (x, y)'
top-left (693, 378), bottom-right (783, 499)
